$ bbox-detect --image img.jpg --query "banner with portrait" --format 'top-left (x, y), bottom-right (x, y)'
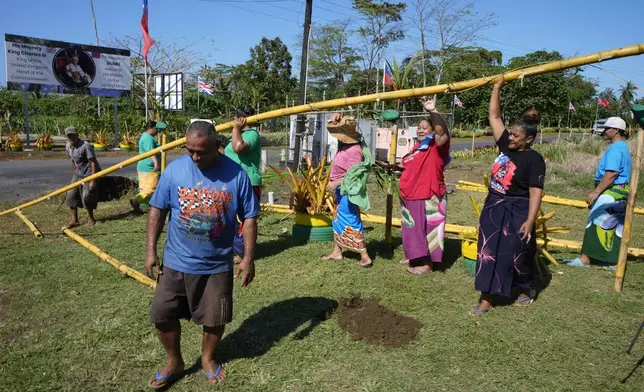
top-left (4, 34), bottom-right (131, 97)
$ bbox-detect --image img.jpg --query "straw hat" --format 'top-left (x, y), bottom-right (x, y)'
top-left (327, 115), bottom-right (360, 144)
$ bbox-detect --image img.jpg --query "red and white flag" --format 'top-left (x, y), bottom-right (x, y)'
top-left (454, 95), bottom-right (464, 108)
top-left (141, 0), bottom-right (155, 65)
top-left (597, 97), bottom-right (611, 109)
top-left (569, 102), bottom-right (576, 112)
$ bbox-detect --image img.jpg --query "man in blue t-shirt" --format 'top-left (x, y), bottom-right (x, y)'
top-left (145, 121), bottom-right (259, 388)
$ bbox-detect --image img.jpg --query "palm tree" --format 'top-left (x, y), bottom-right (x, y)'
top-left (619, 81), bottom-right (637, 109)
top-left (387, 51), bottom-right (420, 110)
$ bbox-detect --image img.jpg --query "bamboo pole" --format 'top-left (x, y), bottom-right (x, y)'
top-left (456, 183), bottom-right (644, 215)
top-left (62, 227), bottom-right (156, 289)
top-left (14, 210), bottom-right (43, 239)
top-left (614, 129), bottom-right (644, 292)
top-left (260, 203), bottom-right (644, 257)
top-left (1, 43), bottom-right (643, 218)
top-left (161, 133), bottom-right (167, 173)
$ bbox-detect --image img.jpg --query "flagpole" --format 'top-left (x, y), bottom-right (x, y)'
top-left (567, 106), bottom-right (572, 138)
top-left (381, 59), bottom-right (385, 111)
top-left (594, 98), bottom-right (600, 129)
top-left (144, 62), bottom-right (149, 122)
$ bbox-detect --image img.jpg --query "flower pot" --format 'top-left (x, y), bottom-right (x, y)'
top-left (38, 144), bottom-right (53, 151)
top-left (292, 224), bottom-right (334, 242)
top-left (93, 143), bottom-right (107, 151)
top-left (8, 146), bottom-right (23, 152)
top-left (119, 143), bottom-right (134, 151)
top-left (295, 212), bottom-right (332, 227)
top-left (461, 240), bottom-right (477, 276)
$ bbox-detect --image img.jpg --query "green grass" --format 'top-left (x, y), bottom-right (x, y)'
top-left (1, 158), bottom-right (644, 391)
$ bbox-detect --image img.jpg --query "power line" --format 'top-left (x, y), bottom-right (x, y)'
top-left (319, 0), bottom-right (354, 11)
top-left (198, 0), bottom-right (299, 24)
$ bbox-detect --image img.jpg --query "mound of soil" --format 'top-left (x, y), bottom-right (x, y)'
top-left (338, 295), bottom-right (422, 348)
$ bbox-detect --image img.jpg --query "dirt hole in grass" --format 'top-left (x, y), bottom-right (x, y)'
top-left (338, 295), bottom-right (422, 348)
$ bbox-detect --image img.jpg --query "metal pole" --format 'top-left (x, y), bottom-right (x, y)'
top-left (197, 73), bottom-right (200, 112)
top-left (23, 88), bottom-right (30, 150)
top-left (567, 108), bottom-right (572, 138)
top-left (144, 64), bottom-right (149, 122)
top-left (113, 97), bottom-right (118, 148)
top-left (291, 0), bottom-right (313, 171)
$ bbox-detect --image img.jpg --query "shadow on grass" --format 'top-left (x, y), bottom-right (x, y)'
top-left (218, 296), bottom-right (338, 362)
top-left (255, 236), bottom-right (307, 260)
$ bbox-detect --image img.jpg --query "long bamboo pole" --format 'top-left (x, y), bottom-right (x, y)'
top-left (614, 129), bottom-right (644, 292)
top-left (161, 133), bottom-right (167, 173)
top-left (260, 204), bottom-right (644, 257)
top-left (1, 44), bottom-right (643, 218)
top-left (62, 227), bottom-right (156, 288)
top-left (14, 210), bottom-right (43, 239)
top-left (456, 183), bottom-right (644, 215)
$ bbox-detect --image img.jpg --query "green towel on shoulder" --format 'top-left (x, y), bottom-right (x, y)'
top-left (340, 142), bottom-right (371, 211)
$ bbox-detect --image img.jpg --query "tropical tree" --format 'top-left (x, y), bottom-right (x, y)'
top-left (619, 81), bottom-right (638, 110)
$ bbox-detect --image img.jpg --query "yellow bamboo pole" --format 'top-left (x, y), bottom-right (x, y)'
top-left (161, 134), bottom-right (167, 173)
top-left (456, 183), bottom-right (644, 215)
top-left (614, 129), bottom-right (644, 292)
top-left (62, 227), bottom-right (156, 289)
top-left (260, 203), bottom-right (644, 257)
top-left (13, 210), bottom-right (43, 239)
top-left (2, 43), bottom-right (643, 218)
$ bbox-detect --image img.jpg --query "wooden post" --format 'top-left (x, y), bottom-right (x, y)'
top-left (385, 125), bottom-right (399, 249)
top-left (614, 129), bottom-right (644, 292)
top-left (160, 134), bottom-right (167, 173)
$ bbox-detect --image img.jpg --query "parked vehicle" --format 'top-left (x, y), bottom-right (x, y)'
top-left (591, 119), bottom-right (607, 135)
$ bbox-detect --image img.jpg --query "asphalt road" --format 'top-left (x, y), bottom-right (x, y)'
top-left (0, 135), bottom-right (559, 203)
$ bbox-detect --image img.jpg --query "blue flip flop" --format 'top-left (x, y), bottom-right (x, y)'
top-left (469, 306), bottom-right (489, 316)
top-left (204, 364), bottom-right (224, 384)
top-left (515, 296), bottom-right (534, 306)
top-left (148, 370), bottom-right (180, 390)
top-left (564, 258), bottom-right (590, 267)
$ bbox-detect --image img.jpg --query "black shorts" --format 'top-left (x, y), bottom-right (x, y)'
top-left (150, 266), bottom-right (233, 327)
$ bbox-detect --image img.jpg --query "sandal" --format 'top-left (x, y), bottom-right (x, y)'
top-left (469, 306), bottom-right (489, 316)
top-left (148, 370), bottom-right (181, 390)
top-left (515, 295), bottom-right (534, 307)
top-left (407, 266), bottom-right (431, 276)
top-left (204, 363), bottom-right (225, 385)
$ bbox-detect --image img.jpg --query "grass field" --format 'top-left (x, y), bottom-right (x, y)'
top-left (1, 139), bottom-right (644, 391)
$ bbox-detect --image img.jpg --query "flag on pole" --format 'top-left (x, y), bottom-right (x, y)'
top-left (198, 76), bottom-right (214, 95)
top-left (569, 102), bottom-right (576, 112)
top-left (383, 61), bottom-right (396, 90)
top-left (597, 97), bottom-right (611, 109)
top-left (454, 95), bottom-right (464, 108)
top-left (140, 0), bottom-right (155, 65)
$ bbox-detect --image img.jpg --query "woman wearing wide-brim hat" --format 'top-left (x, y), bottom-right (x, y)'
top-left (322, 113), bottom-right (373, 268)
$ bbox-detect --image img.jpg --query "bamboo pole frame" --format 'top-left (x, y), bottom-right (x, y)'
top-left (614, 129), bottom-right (644, 292)
top-left (260, 204), bottom-right (644, 257)
top-left (161, 134), bottom-right (167, 173)
top-left (62, 227), bottom-right (156, 289)
top-left (456, 183), bottom-right (644, 215)
top-left (14, 210), bottom-right (43, 239)
top-left (0, 44), bottom-right (642, 218)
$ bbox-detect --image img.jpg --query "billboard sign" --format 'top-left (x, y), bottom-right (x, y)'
top-left (4, 34), bottom-right (131, 97)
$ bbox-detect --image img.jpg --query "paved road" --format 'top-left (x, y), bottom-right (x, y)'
top-left (0, 136), bottom-right (559, 203)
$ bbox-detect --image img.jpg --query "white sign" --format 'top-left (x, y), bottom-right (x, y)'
top-left (154, 73), bottom-right (183, 111)
top-left (4, 34), bottom-right (131, 97)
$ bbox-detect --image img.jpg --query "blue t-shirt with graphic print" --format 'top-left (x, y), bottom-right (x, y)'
top-left (595, 141), bottom-right (632, 185)
top-left (149, 154), bottom-right (259, 275)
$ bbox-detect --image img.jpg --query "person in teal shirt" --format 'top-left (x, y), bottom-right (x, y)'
top-left (225, 106), bottom-right (262, 260)
top-left (131, 120), bottom-right (166, 214)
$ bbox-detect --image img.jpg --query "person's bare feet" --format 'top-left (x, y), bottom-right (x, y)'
top-left (407, 264), bottom-right (432, 275)
top-left (202, 359), bottom-right (226, 385)
top-left (399, 258), bottom-right (409, 264)
top-left (86, 219), bottom-right (96, 227)
top-left (322, 252), bottom-right (343, 261)
top-left (358, 257), bottom-right (373, 268)
top-left (148, 360), bottom-right (185, 389)
top-left (65, 221), bottom-right (79, 229)
top-left (130, 199), bottom-right (144, 215)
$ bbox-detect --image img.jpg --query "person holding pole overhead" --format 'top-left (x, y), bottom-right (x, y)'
top-left (131, 120), bottom-right (166, 214)
top-left (564, 116), bottom-right (632, 268)
top-left (398, 96), bottom-right (451, 275)
top-left (471, 75), bottom-right (546, 315)
top-left (225, 106), bottom-right (263, 261)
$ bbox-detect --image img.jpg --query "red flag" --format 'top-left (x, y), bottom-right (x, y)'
top-left (597, 98), bottom-right (611, 109)
top-left (141, 0), bottom-right (155, 65)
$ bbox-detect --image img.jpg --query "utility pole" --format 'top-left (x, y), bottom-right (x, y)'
top-left (291, 0), bottom-right (313, 171)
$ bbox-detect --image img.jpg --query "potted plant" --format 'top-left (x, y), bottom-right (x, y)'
top-left (35, 131), bottom-right (53, 151)
top-left (6, 131), bottom-right (23, 152)
top-left (270, 156), bottom-right (335, 242)
top-left (120, 131), bottom-right (136, 151)
top-left (93, 130), bottom-right (108, 151)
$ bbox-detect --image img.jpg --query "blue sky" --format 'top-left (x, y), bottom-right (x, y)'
top-left (1, 0), bottom-right (642, 98)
